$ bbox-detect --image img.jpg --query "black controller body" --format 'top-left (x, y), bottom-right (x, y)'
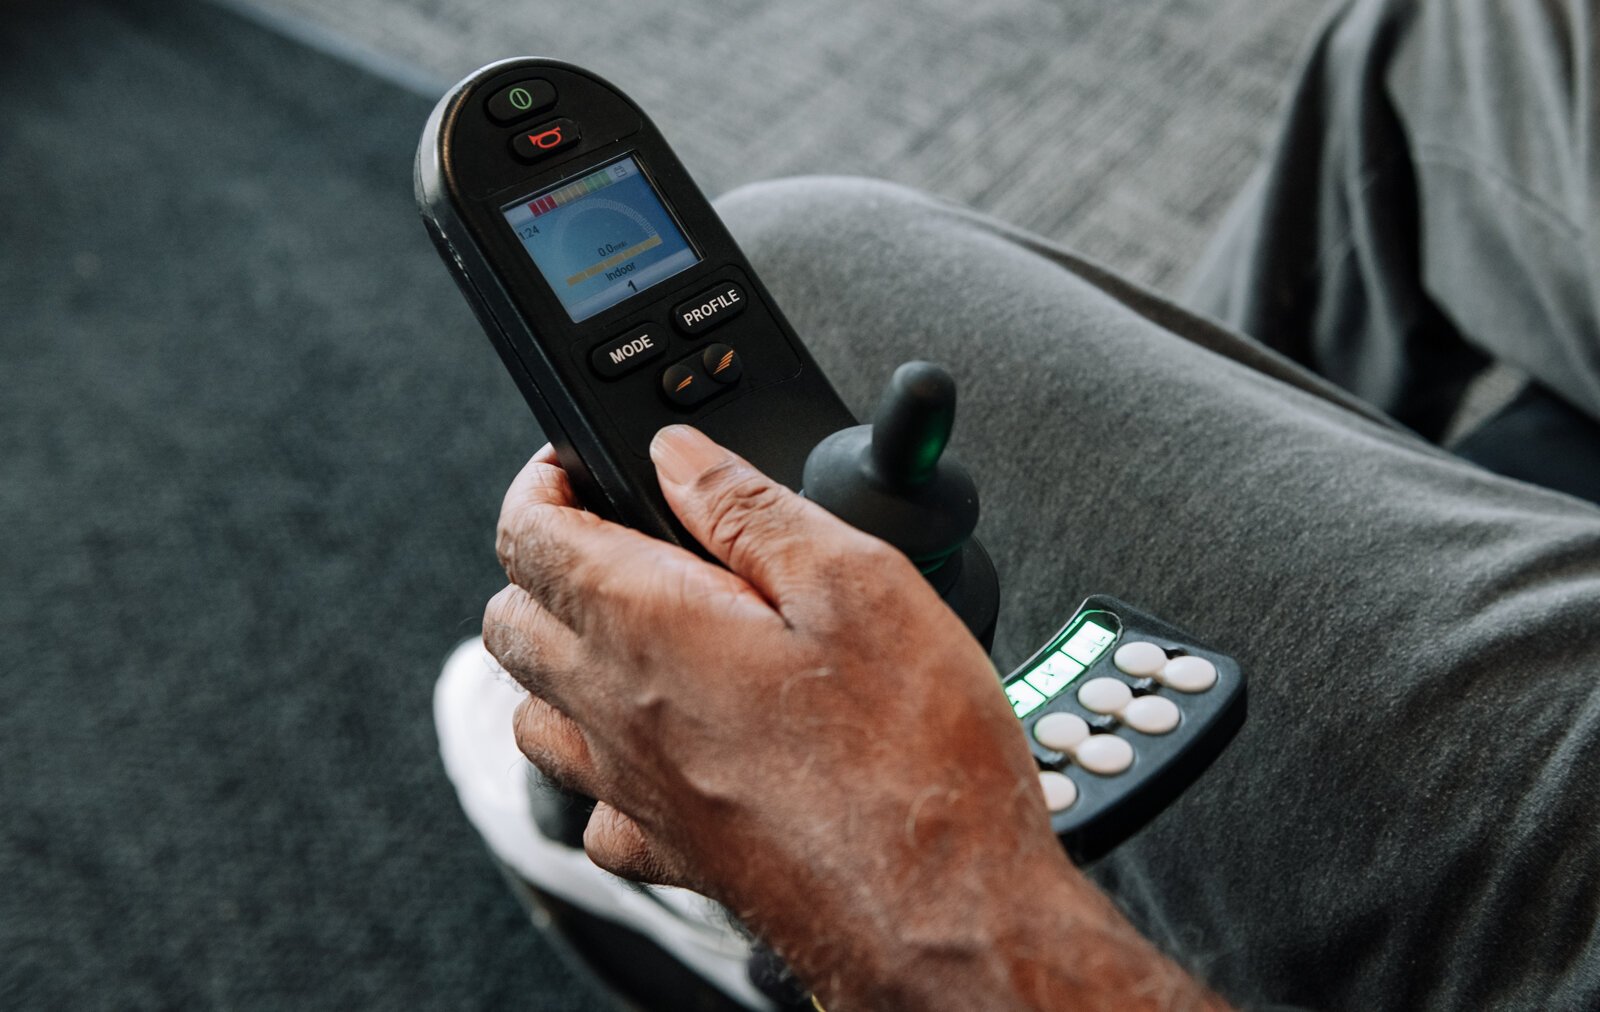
top-left (416, 58), bottom-right (856, 545)
top-left (415, 60), bottom-right (1241, 876)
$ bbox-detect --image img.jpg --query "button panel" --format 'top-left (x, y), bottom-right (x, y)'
top-left (591, 325), bottom-right (667, 379)
top-left (1008, 598), bottom-right (1246, 864)
top-left (1024, 635), bottom-right (1219, 785)
top-left (660, 343), bottom-right (742, 409)
top-left (486, 79), bottom-right (557, 125)
top-left (673, 282), bottom-right (746, 335)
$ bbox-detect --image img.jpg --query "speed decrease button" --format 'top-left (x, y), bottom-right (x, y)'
top-left (662, 363), bottom-right (715, 407)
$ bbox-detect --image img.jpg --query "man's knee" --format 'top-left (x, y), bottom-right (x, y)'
top-left (714, 176), bottom-right (945, 280)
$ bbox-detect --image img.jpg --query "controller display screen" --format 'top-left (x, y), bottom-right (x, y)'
top-left (1005, 615), bottom-right (1118, 718)
top-left (502, 155), bottom-right (700, 322)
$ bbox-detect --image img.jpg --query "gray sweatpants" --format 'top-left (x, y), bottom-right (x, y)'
top-left (715, 1), bottom-right (1600, 1008)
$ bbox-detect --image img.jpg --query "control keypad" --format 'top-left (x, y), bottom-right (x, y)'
top-left (1008, 596), bottom-right (1246, 865)
top-left (1031, 644), bottom-right (1201, 785)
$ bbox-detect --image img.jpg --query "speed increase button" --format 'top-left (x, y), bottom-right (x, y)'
top-left (701, 343), bottom-right (742, 383)
top-left (673, 282), bottom-right (745, 335)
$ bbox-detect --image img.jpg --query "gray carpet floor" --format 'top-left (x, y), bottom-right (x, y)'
top-left (1, 0), bottom-right (1330, 1008)
top-left (237, 0), bottom-right (1328, 292)
top-left (1, 2), bottom-right (604, 1007)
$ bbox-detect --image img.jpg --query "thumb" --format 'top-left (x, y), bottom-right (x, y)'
top-left (650, 424), bottom-right (860, 603)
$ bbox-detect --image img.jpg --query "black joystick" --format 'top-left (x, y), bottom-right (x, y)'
top-left (803, 361), bottom-right (1000, 650)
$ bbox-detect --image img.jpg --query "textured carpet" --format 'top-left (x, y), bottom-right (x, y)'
top-left (0, 2), bottom-right (603, 1007)
top-left (233, 0), bottom-right (1328, 292)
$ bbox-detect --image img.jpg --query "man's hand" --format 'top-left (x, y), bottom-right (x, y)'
top-left (484, 425), bottom-right (1226, 1010)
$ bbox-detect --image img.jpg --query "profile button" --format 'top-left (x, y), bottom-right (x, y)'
top-left (486, 79), bottom-right (556, 125)
top-left (511, 118), bottom-right (580, 162)
top-left (661, 363), bottom-right (715, 408)
top-left (701, 344), bottom-right (742, 384)
top-left (673, 282), bottom-right (745, 336)
top-left (591, 325), bottom-right (666, 379)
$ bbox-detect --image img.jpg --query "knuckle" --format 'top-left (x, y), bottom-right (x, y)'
top-left (514, 700), bottom-right (590, 792)
top-left (859, 534), bottom-right (919, 584)
top-left (483, 587), bottom-right (569, 688)
top-left (495, 497), bottom-right (547, 581)
top-left (510, 696), bottom-right (540, 748)
top-left (512, 697), bottom-right (556, 757)
top-left (583, 810), bottom-right (655, 880)
top-left (799, 537), bottom-right (921, 638)
top-left (496, 467), bottom-right (573, 575)
top-left (499, 526), bottom-right (587, 632)
top-left (698, 463), bottom-right (792, 558)
top-left (481, 586), bottom-right (525, 660)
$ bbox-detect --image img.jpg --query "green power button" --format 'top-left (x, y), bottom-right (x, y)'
top-left (487, 79), bottom-right (555, 125)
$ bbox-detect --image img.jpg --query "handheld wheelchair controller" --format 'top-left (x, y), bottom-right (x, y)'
top-left (415, 58), bottom-right (1246, 867)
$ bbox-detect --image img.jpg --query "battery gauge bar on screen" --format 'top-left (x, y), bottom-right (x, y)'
top-left (1005, 615), bottom-right (1119, 718)
top-left (501, 155), bottom-right (700, 322)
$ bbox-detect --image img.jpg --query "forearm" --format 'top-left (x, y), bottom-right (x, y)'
top-left (785, 848), bottom-right (1229, 1011)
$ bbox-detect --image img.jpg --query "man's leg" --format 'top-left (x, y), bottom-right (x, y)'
top-left (719, 176), bottom-right (1600, 1009)
top-left (1186, 0), bottom-right (1600, 440)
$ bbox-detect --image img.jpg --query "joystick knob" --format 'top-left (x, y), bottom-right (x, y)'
top-left (803, 361), bottom-right (979, 575)
top-left (803, 362), bottom-right (997, 644)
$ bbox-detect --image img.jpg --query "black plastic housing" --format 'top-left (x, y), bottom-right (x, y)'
top-left (415, 58), bottom-right (856, 545)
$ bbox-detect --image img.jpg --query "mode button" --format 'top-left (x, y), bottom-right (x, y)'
top-left (590, 325), bottom-right (666, 379)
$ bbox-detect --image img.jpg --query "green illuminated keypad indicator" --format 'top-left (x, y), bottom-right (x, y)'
top-left (1062, 621), bottom-right (1117, 665)
top-left (1024, 655), bottom-right (1085, 699)
top-left (1007, 681), bottom-right (1048, 717)
top-left (1005, 615), bottom-right (1119, 718)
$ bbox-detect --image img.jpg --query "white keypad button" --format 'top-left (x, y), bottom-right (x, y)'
top-left (1121, 694), bottom-right (1181, 735)
top-left (1077, 677), bottom-right (1133, 715)
top-left (1160, 655), bottom-right (1218, 693)
top-left (1072, 734), bottom-right (1135, 775)
top-left (1033, 712), bottom-right (1090, 753)
top-left (1038, 771), bottom-right (1079, 812)
top-left (1113, 640), bottom-right (1167, 677)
